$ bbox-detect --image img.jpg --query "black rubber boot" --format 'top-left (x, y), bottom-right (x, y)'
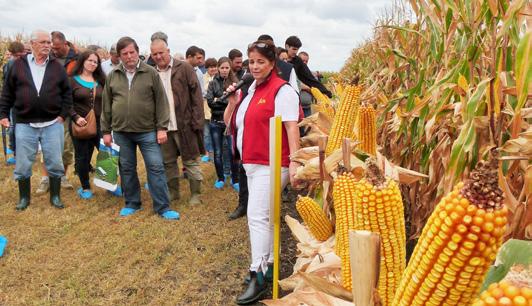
top-left (228, 204), bottom-right (246, 220)
top-left (49, 176), bottom-right (65, 209)
top-left (236, 270), bottom-right (267, 305)
top-left (243, 262), bottom-right (273, 285)
top-left (16, 178), bottom-right (31, 211)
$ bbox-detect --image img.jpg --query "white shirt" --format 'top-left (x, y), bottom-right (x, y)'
top-left (27, 54), bottom-right (58, 128)
top-left (27, 53), bottom-right (48, 93)
top-left (156, 59), bottom-right (178, 131)
top-left (124, 60), bottom-right (140, 89)
top-left (101, 59), bottom-right (120, 76)
top-left (235, 81), bottom-right (299, 158)
top-left (194, 67), bottom-right (205, 96)
top-left (288, 68), bottom-right (299, 93)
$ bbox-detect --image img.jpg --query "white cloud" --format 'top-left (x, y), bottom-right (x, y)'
top-left (0, 0), bottom-right (393, 71)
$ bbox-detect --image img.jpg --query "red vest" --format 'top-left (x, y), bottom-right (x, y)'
top-left (231, 73), bottom-right (291, 167)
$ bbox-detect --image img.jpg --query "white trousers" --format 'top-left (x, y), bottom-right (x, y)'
top-left (244, 164), bottom-right (289, 272)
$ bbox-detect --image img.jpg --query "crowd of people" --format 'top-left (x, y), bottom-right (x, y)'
top-left (0, 29), bottom-right (331, 304)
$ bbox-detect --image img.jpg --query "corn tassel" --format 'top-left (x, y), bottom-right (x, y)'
top-left (393, 157), bottom-right (508, 306)
top-left (357, 104), bottom-right (377, 155)
top-left (332, 172), bottom-right (357, 289)
top-left (472, 280), bottom-right (531, 306)
top-left (350, 159), bottom-right (406, 305)
top-left (325, 84), bottom-right (361, 156)
top-left (296, 196), bottom-right (333, 241)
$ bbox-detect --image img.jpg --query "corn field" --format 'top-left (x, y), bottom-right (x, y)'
top-left (339, 0), bottom-right (531, 244)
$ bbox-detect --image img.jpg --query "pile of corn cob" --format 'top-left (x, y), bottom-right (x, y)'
top-left (333, 159), bottom-right (405, 306)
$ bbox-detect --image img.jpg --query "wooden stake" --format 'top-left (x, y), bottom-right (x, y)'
top-left (349, 230), bottom-right (381, 306)
top-left (342, 138), bottom-right (352, 172)
top-left (318, 136), bottom-right (331, 215)
top-left (318, 136), bottom-right (328, 182)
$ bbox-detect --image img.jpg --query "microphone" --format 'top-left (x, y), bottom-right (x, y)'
top-left (219, 74), bottom-right (254, 101)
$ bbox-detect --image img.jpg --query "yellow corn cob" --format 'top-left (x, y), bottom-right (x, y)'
top-left (296, 196), bottom-right (333, 241)
top-left (325, 84), bottom-right (361, 156)
top-left (393, 157), bottom-right (508, 306)
top-left (311, 87), bottom-right (331, 105)
top-left (315, 104), bottom-right (335, 120)
top-left (311, 87), bottom-right (335, 120)
top-left (472, 281), bottom-right (531, 306)
top-left (349, 159), bottom-right (406, 305)
top-left (335, 82), bottom-right (345, 100)
top-left (332, 172), bottom-right (357, 288)
top-left (357, 104), bottom-right (377, 155)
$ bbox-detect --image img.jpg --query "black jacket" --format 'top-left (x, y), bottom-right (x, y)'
top-left (205, 74), bottom-right (229, 122)
top-left (0, 55), bottom-right (72, 123)
top-left (289, 56), bottom-right (332, 98)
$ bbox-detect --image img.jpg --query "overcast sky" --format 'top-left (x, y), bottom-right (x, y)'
top-left (0, 0), bottom-right (392, 71)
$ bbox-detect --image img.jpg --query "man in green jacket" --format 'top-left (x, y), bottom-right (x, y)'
top-left (101, 36), bottom-right (179, 220)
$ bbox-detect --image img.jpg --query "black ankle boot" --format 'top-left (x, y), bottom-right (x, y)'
top-left (236, 270), bottom-right (267, 305)
top-left (228, 204), bottom-right (246, 220)
top-left (243, 263), bottom-right (273, 284)
top-left (16, 178), bottom-right (31, 211)
top-left (49, 176), bottom-right (65, 209)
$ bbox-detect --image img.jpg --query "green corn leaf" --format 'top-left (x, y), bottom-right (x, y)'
top-left (515, 31), bottom-right (531, 113)
top-left (481, 239), bottom-right (532, 292)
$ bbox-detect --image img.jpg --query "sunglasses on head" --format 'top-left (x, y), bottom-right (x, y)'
top-left (248, 42), bottom-right (269, 49)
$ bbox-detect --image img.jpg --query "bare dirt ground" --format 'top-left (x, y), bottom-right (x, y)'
top-left (0, 155), bottom-right (300, 306)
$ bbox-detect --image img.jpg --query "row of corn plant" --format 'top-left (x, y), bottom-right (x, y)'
top-left (339, 0), bottom-right (531, 247)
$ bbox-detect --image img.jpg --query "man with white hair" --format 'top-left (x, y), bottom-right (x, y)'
top-left (0, 30), bottom-right (73, 210)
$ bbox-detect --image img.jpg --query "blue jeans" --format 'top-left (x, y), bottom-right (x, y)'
top-left (14, 122), bottom-right (64, 180)
top-left (209, 121), bottom-right (238, 183)
top-left (203, 120), bottom-right (213, 153)
top-left (8, 109), bottom-right (15, 152)
top-left (113, 131), bottom-right (170, 214)
top-left (222, 137), bottom-right (231, 177)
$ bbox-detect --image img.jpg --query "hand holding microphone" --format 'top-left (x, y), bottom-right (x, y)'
top-left (221, 74), bottom-right (254, 101)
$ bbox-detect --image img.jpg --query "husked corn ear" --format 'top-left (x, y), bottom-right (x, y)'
top-left (325, 85), bottom-right (361, 156)
top-left (315, 104), bottom-right (335, 120)
top-left (311, 87), bottom-right (331, 105)
top-left (351, 159), bottom-right (406, 305)
top-left (357, 104), bottom-right (377, 155)
top-left (472, 281), bottom-right (531, 306)
top-left (333, 172), bottom-right (357, 289)
top-left (311, 87), bottom-right (335, 120)
top-left (296, 196), bottom-right (333, 241)
top-left (335, 83), bottom-right (345, 100)
top-left (393, 157), bottom-right (508, 306)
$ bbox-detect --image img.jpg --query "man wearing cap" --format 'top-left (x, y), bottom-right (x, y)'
top-left (101, 44), bottom-right (120, 75)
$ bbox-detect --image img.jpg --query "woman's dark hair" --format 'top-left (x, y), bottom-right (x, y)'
top-left (204, 57), bottom-right (218, 68)
top-left (276, 47), bottom-right (287, 57)
top-left (71, 50), bottom-right (106, 85)
top-left (116, 36), bottom-right (139, 55)
top-left (247, 40), bottom-right (276, 63)
top-left (217, 56), bottom-right (238, 89)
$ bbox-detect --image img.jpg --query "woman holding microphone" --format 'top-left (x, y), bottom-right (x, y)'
top-left (224, 40), bottom-right (300, 305)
